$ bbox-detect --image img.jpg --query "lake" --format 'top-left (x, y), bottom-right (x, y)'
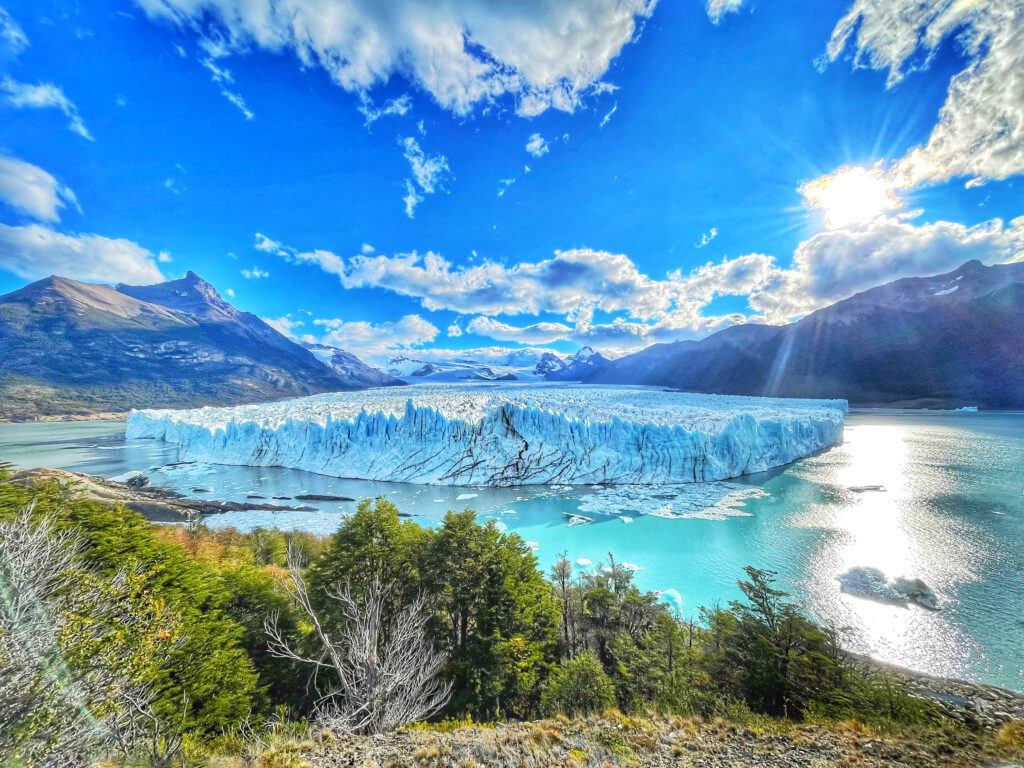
top-left (1, 410), bottom-right (1021, 692)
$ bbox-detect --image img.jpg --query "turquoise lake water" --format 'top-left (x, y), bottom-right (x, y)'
top-left (1, 410), bottom-right (1021, 692)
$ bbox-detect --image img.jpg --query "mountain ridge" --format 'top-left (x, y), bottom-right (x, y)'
top-left (586, 260), bottom-right (1024, 408)
top-left (0, 273), bottom-right (369, 419)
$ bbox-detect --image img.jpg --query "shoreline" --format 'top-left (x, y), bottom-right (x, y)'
top-left (0, 411), bottom-right (129, 424)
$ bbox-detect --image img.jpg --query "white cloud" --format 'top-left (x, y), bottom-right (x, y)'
top-left (1, 78), bottom-right (92, 140)
top-left (133, 0), bottom-right (659, 117)
top-left (361, 243), bottom-right (374, 254)
top-left (497, 178), bottom-right (516, 197)
top-left (163, 177), bottom-right (183, 195)
top-left (158, 251), bottom-right (173, 262)
top-left (241, 266), bottom-right (269, 279)
top-left (314, 314), bottom-right (439, 357)
top-left (823, 0), bottom-right (1024, 187)
top-left (446, 322), bottom-right (462, 337)
top-left (525, 132), bottom-right (549, 158)
top-left (706, 0), bottom-right (743, 24)
top-left (599, 101), bottom-right (617, 128)
top-left (116, 94), bottom-right (129, 107)
top-left (0, 6), bottom-right (29, 55)
top-left (400, 136), bottom-right (450, 217)
top-left (695, 227), bottom-right (718, 248)
top-left (750, 215), bottom-right (1024, 321)
top-left (358, 93), bottom-right (411, 127)
top-left (264, 315), bottom-right (303, 337)
top-left (0, 155), bottom-right (79, 222)
top-left (0, 223), bottom-right (165, 284)
top-left (225, 287), bottom-right (235, 297)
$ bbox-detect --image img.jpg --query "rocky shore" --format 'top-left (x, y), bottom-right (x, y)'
top-left (5, 467), bottom-right (318, 522)
top-left (851, 653), bottom-right (1024, 729)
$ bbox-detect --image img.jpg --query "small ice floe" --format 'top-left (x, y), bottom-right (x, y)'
top-left (109, 469), bottom-right (146, 484)
top-left (953, 406), bottom-right (979, 413)
top-left (455, 493), bottom-right (478, 501)
top-left (577, 482), bottom-right (765, 522)
top-left (565, 513), bottom-right (594, 526)
top-left (847, 485), bottom-right (886, 493)
top-left (620, 516), bottom-right (634, 524)
top-left (837, 567), bottom-right (940, 610)
top-left (576, 557), bottom-right (592, 566)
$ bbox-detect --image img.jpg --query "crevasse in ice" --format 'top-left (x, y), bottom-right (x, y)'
top-left (126, 385), bottom-right (847, 487)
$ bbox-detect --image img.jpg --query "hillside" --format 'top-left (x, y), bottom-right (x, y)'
top-left (588, 260), bottom-right (1024, 408)
top-left (0, 272), bottom-right (359, 419)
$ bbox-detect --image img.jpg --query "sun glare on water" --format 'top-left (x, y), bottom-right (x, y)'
top-left (800, 165), bottom-right (901, 229)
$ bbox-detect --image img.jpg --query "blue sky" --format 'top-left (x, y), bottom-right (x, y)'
top-left (0, 0), bottom-right (1021, 361)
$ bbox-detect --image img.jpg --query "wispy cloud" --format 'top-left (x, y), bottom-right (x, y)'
top-left (400, 136), bottom-right (450, 218)
top-left (1, 78), bottom-right (92, 140)
top-left (314, 314), bottom-right (439, 358)
top-left (241, 266), bottom-right (269, 279)
top-left (0, 6), bottom-right (29, 55)
top-left (599, 101), bottom-right (617, 128)
top-left (497, 178), bottom-right (516, 197)
top-left (695, 227), bottom-right (718, 248)
top-left (358, 93), bottom-right (411, 127)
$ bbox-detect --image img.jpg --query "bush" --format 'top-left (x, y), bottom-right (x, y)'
top-left (998, 720), bottom-right (1024, 751)
top-left (541, 653), bottom-right (617, 717)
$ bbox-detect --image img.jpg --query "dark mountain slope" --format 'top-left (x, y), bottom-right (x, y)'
top-left (588, 260), bottom-right (1024, 408)
top-left (0, 273), bottom-right (354, 419)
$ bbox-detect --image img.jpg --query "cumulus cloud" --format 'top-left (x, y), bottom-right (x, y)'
top-left (0, 6), bottom-right (28, 55)
top-left (314, 313), bottom-right (439, 357)
top-left (750, 215), bottom-right (1024, 320)
top-left (0, 223), bottom-right (165, 284)
top-left (0, 155), bottom-right (79, 222)
top-left (525, 133), bottom-right (549, 158)
top-left (400, 136), bottom-right (450, 217)
top-left (240, 266), bottom-right (268, 279)
top-left (133, 0), bottom-right (658, 117)
top-left (1, 78), bottom-right (92, 140)
top-left (823, 0), bottom-right (1024, 187)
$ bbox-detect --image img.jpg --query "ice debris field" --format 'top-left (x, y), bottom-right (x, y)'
top-left (127, 385), bottom-right (848, 487)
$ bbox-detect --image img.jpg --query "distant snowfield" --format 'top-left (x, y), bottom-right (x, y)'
top-left (127, 384), bottom-right (847, 486)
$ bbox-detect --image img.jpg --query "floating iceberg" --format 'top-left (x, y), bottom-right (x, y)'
top-left (127, 385), bottom-right (847, 487)
top-left (837, 567), bottom-right (940, 610)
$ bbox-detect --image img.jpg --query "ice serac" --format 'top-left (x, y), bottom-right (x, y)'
top-left (126, 385), bottom-right (848, 487)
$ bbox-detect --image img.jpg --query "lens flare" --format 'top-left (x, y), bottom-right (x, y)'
top-left (800, 165), bottom-right (901, 229)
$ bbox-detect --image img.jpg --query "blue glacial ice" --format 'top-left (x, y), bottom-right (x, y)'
top-left (126, 385), bottom-right (847, 487)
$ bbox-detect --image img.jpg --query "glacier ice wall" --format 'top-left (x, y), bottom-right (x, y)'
top-left (126, 385), bottom-right (847, 486)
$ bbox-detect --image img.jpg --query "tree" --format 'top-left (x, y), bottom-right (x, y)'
top-left (265, 545), bottom-right (451, 734)
top-left (424, 510), bottom-right (560, 719)
top-left (0, 509), bottom-right (184, 767)
top-left (540, 652), bottom-right (616, 717)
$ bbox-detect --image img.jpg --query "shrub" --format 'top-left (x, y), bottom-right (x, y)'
top-left (540, 652), bottom-right (616, 717)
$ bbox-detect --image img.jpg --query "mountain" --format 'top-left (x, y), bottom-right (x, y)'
top-left (587, 260), bottom-right (1024, 408)
top-left (301, 342), bottom-right (403, 388)
top-left (540, 346), bottom-right (609, 381)
top-left (385, 347), bottom-right (609, 383)
top-left (0, 272), bottom-right (360, 419)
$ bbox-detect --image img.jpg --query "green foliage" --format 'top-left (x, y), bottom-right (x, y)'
top-left (424, 510), bottom-right (561, 719)
top-left (0, 476), bottom-right (260, 739)
top-left (540, 652), bottom-right (617, 717)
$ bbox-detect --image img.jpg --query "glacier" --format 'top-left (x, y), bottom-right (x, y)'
top-left (126, 385), bottom-right (847, 487)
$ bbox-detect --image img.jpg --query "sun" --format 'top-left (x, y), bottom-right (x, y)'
top-left (799, 165), bottom-right (901, 229)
